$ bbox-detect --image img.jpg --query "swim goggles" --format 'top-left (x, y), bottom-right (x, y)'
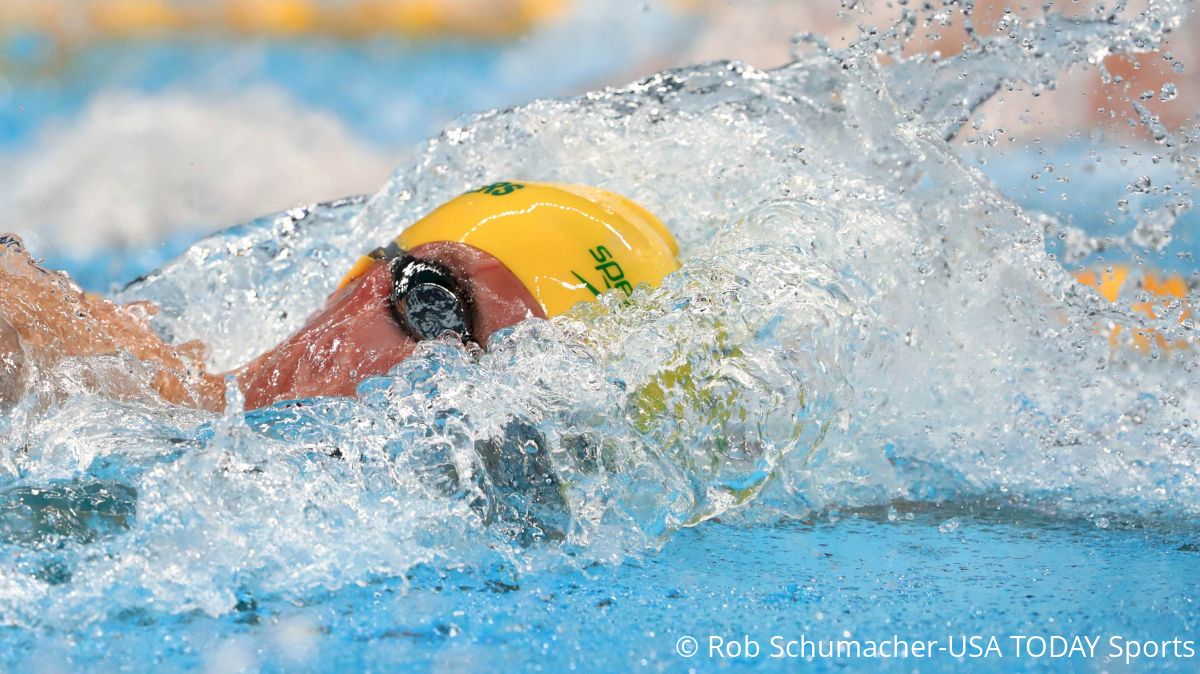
top-left (350, 241), bottom-right (475, 344)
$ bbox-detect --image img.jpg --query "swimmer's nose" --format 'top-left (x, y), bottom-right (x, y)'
top-left (0, 316), bottom-right (28, 412)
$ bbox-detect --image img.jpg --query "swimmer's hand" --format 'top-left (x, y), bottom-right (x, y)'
top-left (0, 234), bottom-right (225, 412)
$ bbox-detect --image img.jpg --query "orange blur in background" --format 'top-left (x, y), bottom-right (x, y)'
top-left (0, 0), bottom-right (567, 41)
top-left (1075, 266), bottom-right (1194, 353)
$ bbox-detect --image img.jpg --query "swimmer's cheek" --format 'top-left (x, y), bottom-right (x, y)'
top-left (237, 348), bottom-right (301, 411)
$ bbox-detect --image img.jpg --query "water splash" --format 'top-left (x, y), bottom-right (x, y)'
top-left (0, 0), bottom-right (1196, 636)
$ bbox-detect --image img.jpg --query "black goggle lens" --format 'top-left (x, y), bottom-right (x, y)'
top-left (403, 283), bottom-right (469, 340)
top-left (390, 257), bottom-right (473, 343)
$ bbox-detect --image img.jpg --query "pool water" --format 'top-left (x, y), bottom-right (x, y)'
top-left (3, 507), bottom-right (1196, 672)
top-left (2, 2), bottom-right (1199, 673)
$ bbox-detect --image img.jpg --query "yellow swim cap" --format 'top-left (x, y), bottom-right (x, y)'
top-left (340, 181), bottom-right (680, 317)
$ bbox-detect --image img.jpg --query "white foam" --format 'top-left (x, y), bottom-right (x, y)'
top-left (0, 88), bottom-right (396, 252)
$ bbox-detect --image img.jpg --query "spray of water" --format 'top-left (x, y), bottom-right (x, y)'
top-left (0, 0), bottom-right (1196, 632)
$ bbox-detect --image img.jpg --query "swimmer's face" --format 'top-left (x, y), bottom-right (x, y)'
top-left (238, 241), bottom-right (543, 410)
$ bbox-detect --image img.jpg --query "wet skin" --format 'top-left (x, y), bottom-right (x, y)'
top-left (0, 236), bottom-right (543, 413)
top-left (235, 241), bottom-right (545, 410)
top-left (0, 234), bottom-right (225, 409)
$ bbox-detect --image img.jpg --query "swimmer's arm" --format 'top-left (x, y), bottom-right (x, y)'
top-left (0, 236), bottom-right (226, 411)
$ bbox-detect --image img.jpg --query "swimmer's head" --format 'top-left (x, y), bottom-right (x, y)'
top-left (238, 182), bottom-right (680, 409)
top-left (339, 181), bottom-right (681, 320)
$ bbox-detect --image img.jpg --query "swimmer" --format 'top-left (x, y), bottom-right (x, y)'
top-left (0, 182), bottom-right (680, 413)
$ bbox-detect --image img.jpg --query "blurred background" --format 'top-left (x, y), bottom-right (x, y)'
top-left (1, 0), bottom-right (1195, 291)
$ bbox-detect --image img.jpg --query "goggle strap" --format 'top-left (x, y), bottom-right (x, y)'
top-left (335, 239), bottom-right (405, 291)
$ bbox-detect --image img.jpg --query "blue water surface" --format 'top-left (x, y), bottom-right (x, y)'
top-left (4, 508), bottom-right (1196, 672)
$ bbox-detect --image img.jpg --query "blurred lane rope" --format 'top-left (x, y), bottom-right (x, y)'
top-left (0, 0), bottom-right (569, 43)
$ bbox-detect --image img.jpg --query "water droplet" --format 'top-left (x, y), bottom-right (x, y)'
top-left (1127, 176), bottom-right (1152, 193)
